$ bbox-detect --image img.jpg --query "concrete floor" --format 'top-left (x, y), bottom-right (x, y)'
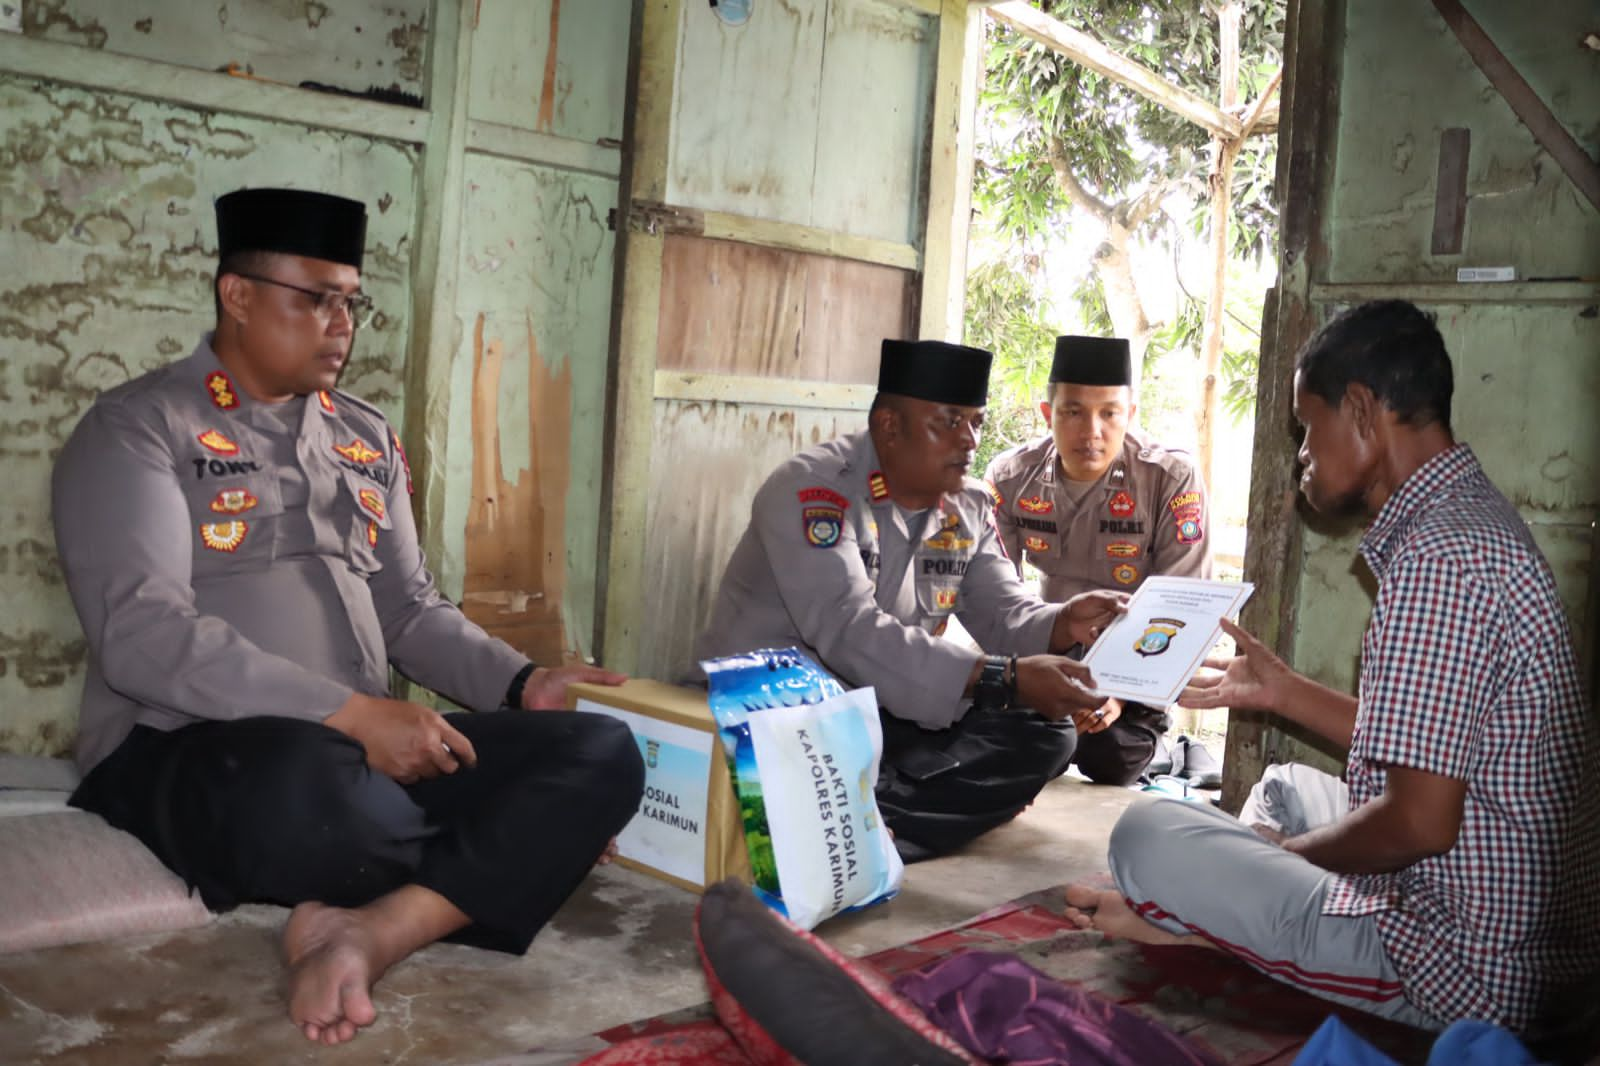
top-left (0, 777), bottom-right (1142, 1066)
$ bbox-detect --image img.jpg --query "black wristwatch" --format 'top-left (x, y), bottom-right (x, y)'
top-left (504, 662), bottom-right (537, 708)
top-left (972, 654), bottom-right (1015, 712)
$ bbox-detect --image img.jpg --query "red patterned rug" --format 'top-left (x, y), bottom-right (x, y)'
top-left (587, 884), bottom-right (1433, 1065)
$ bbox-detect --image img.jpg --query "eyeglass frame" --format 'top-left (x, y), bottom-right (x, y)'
top-left (231, 272), bottom-right (377, 328)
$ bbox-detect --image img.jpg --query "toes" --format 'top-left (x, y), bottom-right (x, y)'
top-left (1064, 883), bottom-right (1102, 909)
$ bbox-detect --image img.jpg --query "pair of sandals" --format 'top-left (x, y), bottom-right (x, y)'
top-left (1144, 734), bottom-right (1223, 792)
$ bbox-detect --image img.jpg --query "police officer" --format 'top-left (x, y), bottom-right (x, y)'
top-left (52, 188), bottom-right (644, 1047)
top-left (696, 339), bottom-right (1124, 862)
top-left (985, 335), bottom-right (1212, 786)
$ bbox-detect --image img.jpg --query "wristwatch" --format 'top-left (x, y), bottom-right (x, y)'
top-left (972, 654), bottom-right (1015, 712)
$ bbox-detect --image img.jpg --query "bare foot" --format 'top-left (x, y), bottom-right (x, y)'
top-left (1062, 884), bottom-right (1213, 948)
top-left (283, 902), bottom-right (387, 1045)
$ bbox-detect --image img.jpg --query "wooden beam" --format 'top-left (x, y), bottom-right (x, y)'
top-left (625, 203), bottom-right (920, 271)
top-left (0, 32), bottom-right (427, 145)
top-left (654, 373), bottom-right (875, 411)
top-left (1311, 281), bottom-right (1600, 306)
top-left (1431, 0), bottom-right (1600, 214)
top-left (465, 120), bottom-right (622, 179)
top-left (920, 0), bottom-right (985, 339)
top-left (987, 1), bottom-right (1243, 140)
top-left (1430, 128), bottom-right (1471, 256)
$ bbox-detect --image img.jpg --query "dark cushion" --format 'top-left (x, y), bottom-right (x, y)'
top-left (694, 880), bottom-right (976, 1066)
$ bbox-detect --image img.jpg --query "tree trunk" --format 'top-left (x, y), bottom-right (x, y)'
top-left (1197, 1), bottom-right (1243, 492)
top-left (1094, 217), bottom-right (1156, 375)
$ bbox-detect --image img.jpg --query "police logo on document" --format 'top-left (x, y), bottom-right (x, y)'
top-left (1135, 617), bottom-right (1186, 657)
top-left (205, 372), bottom-right (239, 411)
top-left (646, 739), bottom-right (660, 769)
top-left (197, 429), bottom-right (241, 456)
top-left (199, 521), bottom-right (248, 553)
top-left (209, 488), bottom-right (259, 515)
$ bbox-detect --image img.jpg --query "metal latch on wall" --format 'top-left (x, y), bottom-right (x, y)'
top-left (607, 200), bottom-right (704, 237)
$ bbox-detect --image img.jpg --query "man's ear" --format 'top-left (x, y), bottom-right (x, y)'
top-left (1038, 400), bottom-right (1052, 427)
top-left (870, 404), bottom-right (899, 443)
top-left (1344, 382), bottom-right (1379, 439)
top-left (217, 273), bottom-right (252, 325)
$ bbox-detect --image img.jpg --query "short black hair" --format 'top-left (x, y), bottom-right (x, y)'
top-left (1296, 300), bottom-right (1453, 429)
top-left (213, 249), bottom-right (277, 321)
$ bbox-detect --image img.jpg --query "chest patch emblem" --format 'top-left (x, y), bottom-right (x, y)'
top-left (334, 438), bottom-right (383, 465)
top-left (1135, 617), bottom-right (1186, 657)
top-left (924, 512), bottom-right (974, 552)
top-left (867, 471), bottom-right (890, 502)
top-left (366, 520), bottom-right (380, 549)
top-left (1017, 495), bottom-right (1052, 515)
top-left (199, 521), bottom-right (248, 553)
top-left (358, 488), bottom-right (385, 520)
top-left (205, 372), bottom-right (239, 410)
top-left (803, 506), bottom-right (844, 548)
top-left (209, 489), bottom-right (258, 515)
top-left (197, 429), bottom-right (240, 456)
top-left (1105, 541), bottom-right (1140, 559)
top-left (1024, 535), bottom-right (1050, 553)
top-left (317, 391), bottom-right (337, 414)
top-left (1111, 563), bottom-right (1140, 586)
top-left (1108, 491), bottom-right (1136, 518)
top-left (933, 587), bottom-right (958, 611)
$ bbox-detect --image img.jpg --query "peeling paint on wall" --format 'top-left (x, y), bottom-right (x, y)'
top-left (0, 72), bottom-right (417, 755)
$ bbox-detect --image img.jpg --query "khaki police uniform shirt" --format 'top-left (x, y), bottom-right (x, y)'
top-left (53, 336), bottom-right (531, 772)
top-left (984, 429), bottom-right (1212, 602)
top-left (694, 429), bottom-right (1061, 730)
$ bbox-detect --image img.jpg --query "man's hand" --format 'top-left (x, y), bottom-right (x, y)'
top-left (1072, 695), bottom-right (1122, 735)
top-left (1251, 823), bottom-right (1288, 846)
top-left (1051, 590), bottom-right (1128, 652)
top-left (1014, 655), bottom-right (1108, 723)
top-left (1180, 617), bottom-right (1299, 714)
top-left (523, 664), bottom-right (628, 710)
top-left (324, 693), bottom-right (476, 784)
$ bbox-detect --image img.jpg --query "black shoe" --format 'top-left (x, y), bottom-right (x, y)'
top-left (1176, 736), bottom-right (1222, 790)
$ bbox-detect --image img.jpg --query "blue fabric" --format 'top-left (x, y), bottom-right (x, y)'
top-left (1293, 1016), bottom-right (1398, 1066)
top-left (1294, 1016), bottom-right (1544, 1066)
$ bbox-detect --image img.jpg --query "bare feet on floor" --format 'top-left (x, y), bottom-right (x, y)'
top-left (1062, 883), bottom-right (1215, 949)
top-left (282, 902), bottom-right (389, 1045)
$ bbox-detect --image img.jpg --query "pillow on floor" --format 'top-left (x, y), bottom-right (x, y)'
top-left (694, 879), bottom-right (978, 1066)
top-left (0, 810), bottom-right (212, 954)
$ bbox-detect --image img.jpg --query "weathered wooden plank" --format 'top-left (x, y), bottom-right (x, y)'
top-left (919, 0), bottom-right (983, 340)
top-left (1430, 127), bottom-right (1471, 256)
top-left (466, 120), bottom-right (622, 179)
top-left (1312, 281), bottom-right (1600, 306)
top-left (655, 373), bottom-right (876, 411)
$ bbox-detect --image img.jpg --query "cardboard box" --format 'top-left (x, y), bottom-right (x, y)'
top-left (567, 680), bottom-right (751, 893)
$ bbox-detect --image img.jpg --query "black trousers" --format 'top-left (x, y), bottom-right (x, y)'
top-left (1071, 701), bottom-right (1169, 787)
top-left (874, 706), bottom-right (1077, 861)
top-left (69, 710), bottom-right (644, 955)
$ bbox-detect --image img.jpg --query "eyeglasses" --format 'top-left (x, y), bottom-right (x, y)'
top-left (234, 273), bottom-right (377, 328)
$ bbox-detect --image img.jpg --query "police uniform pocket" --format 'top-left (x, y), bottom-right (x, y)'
top-left (914, 570), bottom-right (964, 618)
top-left (337, 469), bottom-right (392, 574)
top-left (181, 473), bottom-right (284, 569)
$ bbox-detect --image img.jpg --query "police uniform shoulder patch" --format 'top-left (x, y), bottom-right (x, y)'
top-left (199, 520), bottom-right (248, 553)
top-left (205, 372), bottom-right (239, 411)
top-left (197, 429), bottom-right (240, 455)
top-left (1168, 490), bottom-right (1204, 545)
top-left (797, 485), bottom-right (850, 511)
top-left (802, 503), bottom-right (844, 548)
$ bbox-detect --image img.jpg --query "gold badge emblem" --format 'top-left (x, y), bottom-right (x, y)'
top-left (933, 587), bottom-right (957, 611)
top-left (200, 521), bottom-right (248, 553)
top-left (1112, 563), bottom-right (1140, 585)
top-left (366, 520), bottom-right (379, 548)
top-left (868, 471), bottom-right (889, 501)
top-left (924, 512), bottom-right (974, 552)
top-left (197, 429), bottom-right (240, 456)
top-left (317, 390), bottom-right (336, 414)
top-left (358, 488), bottom-right (385, 520)
top-left (209, 489), bottom-right (259, 515)
top-left (205, 372), bottom-right (239, 410)
top-left (334, 438), bottom-right (383, 464)
top-left (1024, 535), bottom-right (1050, 553)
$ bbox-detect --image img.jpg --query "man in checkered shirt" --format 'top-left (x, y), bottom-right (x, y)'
top-left (1062, 300), bottom-right (1599, 1040)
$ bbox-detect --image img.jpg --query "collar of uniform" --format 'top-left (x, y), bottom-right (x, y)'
top-left (185, 333), bottom-right (255, 416)
top-left (1358, 443), bottom-right (1479, 580)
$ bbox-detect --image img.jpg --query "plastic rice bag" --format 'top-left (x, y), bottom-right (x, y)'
top-left (702, 648), bottom-right (903, 929)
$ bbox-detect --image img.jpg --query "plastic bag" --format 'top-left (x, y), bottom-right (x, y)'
top-left (702, 647), bottom-right (903, 929)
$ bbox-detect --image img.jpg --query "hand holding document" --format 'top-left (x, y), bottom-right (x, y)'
top-left (1078, 576), bottom-right (1254, 706)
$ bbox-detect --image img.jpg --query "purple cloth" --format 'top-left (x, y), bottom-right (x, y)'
top-left (893, 950), bottom-right (1219, 1066)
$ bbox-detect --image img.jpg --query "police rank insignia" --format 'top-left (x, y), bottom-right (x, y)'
top-left (1109, 491), bottom-right (1136, 518)
top-left (317, 391), bottom-right (336, 414)
top-left (200, 521), bottom-right (248, 552)
top-left (1018, 495), bottom-right (1053, 515)
top-left (366, 520), bottom-right (379, 548)
top-left (1112, 563), bottom-right (1140, 585)
top-left (391, 431), bottom-right (414, 495)
top-left (983, 480), bottom-right (1003, 508)
top-left (358, 488), bottom-right (386, 520)
top-left (1024, 535), bottom-right (1050, 553)
top-left (197, 429), bottom-right (240, 456)
top-left (1169, 490), bottom-right (1204, 544)
top-left (868, 471), bottom-right (889, 501)
top-left (334, 438), bottom-right (383, 464)
top-left (209, 488), bottom-right (258, 515)
top-left (1105, 541), bottom-right (1140, 558)
top-left (1134, 617), bottom-right (1186, 657)
top-left (924, 512), bottom-right (974, 551)
top-left (205, 372), bottom-right (239, 410)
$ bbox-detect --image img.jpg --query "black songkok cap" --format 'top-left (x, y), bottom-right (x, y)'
top-left (215, 188), bottom-right (367, 270)
top-left (1049, 335), bottom-right (1132, 387)
top-left (877, 339), bottom-right (993, 408)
